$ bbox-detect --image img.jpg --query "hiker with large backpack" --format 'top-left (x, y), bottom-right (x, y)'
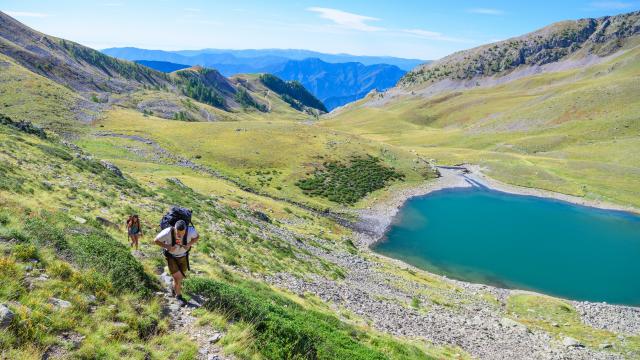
top-left (154, 207), bottom-right (199, 303)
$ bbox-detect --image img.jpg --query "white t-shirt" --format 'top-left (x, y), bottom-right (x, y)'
top-left (155, 226), bottom-right (198, 257)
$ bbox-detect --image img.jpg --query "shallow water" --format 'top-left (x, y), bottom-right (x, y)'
top-left (373, 187), bottom-right (640, 305)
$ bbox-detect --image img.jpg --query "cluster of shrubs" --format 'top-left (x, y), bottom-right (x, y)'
top-left (296, 156), bottom-right (404, 204)
top-left (235, 88), bottom-right (268, 112)
top-left (177, 70), bottom-right (226, 109)
top-left (259, 74), bottom-right (327, 113)
top-left (0, 114), bottom-right (46, 139)
top-left (184, 278), bottom-right (388, 360)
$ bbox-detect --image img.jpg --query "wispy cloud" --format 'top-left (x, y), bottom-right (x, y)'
top-left (306, 6), bottom-right (474, 45)
top-left (307, 7), bottom-right (383, 31)
top-left (588, 1), bottom-right (635, 8)
top-left (401, 29), bottom-right (472, 43)
top-left (4, 10), bottom-right (50, 18)
top-left (467, 8), bottom-right (505, 15)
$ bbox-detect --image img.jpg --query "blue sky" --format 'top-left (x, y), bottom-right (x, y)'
top-left (2, 0), bottom-right (639, 59)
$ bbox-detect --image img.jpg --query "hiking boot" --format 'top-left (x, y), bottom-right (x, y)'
top-left (176, 294), bottom-right (187, 304)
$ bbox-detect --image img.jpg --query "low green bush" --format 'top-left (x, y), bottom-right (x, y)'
top-left (36, 144), bottom-right (73, 161)
top-left (23, 216), bottom-right (69, 252)
top-left (296, 156), bottom-right (404, 204)
top-left (68, 230), bottom-right (156, 296)
top-left (11, 244), bottom-right (39, 261)
top-left (184, 278), bottom-right (387, 360)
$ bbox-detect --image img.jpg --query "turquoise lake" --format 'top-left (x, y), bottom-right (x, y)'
top-left (372, 187), bottom-right (640, 306)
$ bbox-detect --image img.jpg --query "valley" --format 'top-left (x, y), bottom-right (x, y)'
top-left (0, 7), bottom-right (639, 360)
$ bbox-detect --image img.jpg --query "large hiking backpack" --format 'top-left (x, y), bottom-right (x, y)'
top-left (160, 206), bottom-right (192, 233)
top-left (159, 206), bottom-right (195, 274)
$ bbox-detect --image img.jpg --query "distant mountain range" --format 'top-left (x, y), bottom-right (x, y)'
top-left (102, 47), bottom-right (425, 72)
top-left (273, 58), bottom-right (406, 110)
top-left (135, 60), bottom-right (190, 73)
top-left (108, 48), bottom-right (419, 110)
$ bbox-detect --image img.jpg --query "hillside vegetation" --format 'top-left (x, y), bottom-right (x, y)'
top-left (0, 11), bottom-right (325, 128)
top-left (400, 11), bottom-right (640, 87)
top-left (0, 113), bottom-right (469, 359)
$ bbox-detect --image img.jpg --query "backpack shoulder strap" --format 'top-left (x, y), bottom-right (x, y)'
top-left (170, 227), bottom-right (176, 246)
top-left (182, 227), bottom-right (188, 245)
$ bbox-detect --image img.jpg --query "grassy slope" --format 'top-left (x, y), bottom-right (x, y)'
top-left (0, 53), bottom-right (90, 132)
top-left (81, 108), bottom-right (433, 211)
top-left (324, 46), bottom-right (640, 208)
top-left (0, 120), bottom-right (467, 359)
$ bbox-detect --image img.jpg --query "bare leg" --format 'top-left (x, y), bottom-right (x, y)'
top-left (172, 271), bottom-right (184, 296)
top-left (133, 234), bottom-right (139, 250)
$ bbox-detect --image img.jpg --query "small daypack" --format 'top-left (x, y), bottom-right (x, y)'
top-left (160, 206), bottom-right (195, 274)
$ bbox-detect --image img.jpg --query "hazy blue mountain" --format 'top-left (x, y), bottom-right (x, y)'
top-left (101, 47), bottom-right (425, 72)
top-left (274, 58), bottom-right (406, 110)
top-left (135, 60), bottom-right (190, 73)
top-left (102, 47), bottom-right (419, 110)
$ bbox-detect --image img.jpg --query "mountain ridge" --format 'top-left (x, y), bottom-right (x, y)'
top-left (102, 47), bottom-right (425, 72)
top-left (400, 11), bottom-right (640, 87)
top-left (0, 11), bottom-right (326, 125)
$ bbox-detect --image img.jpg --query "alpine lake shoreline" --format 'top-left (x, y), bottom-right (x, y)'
top-left (341, 165), bottom-right (640, 357)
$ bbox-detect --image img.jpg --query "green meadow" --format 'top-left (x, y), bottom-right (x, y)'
top-left (325, 46), bottom-right (640, 208)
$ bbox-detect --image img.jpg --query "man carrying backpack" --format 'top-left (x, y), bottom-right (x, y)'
top-left (154, 218), bottom-right (199, 303)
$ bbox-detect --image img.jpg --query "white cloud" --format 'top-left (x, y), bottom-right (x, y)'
top-left (307, 7), bottom-right (383, 31)
top-left (467, 8), bottom-right (505, 15)
top-left (4, 11), bottom-right (50, 18)
top-left (589, 1), bottom-right (635, 8)
top-left (402, 29), bottom-right (471, 43)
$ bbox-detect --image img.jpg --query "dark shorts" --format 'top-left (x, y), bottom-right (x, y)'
top-left (128, 229), bottom-right (141, 236)
top-left (167, 255), bottom-right (188, 275)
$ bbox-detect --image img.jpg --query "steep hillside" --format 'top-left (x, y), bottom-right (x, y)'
top-left (274, 58), bottom-right (406, 110)
top-left (325, 11), bottom-right (640, 209)
top-left (0, 12), bottom-right (169, 94)
top-left (401, 11), bottom-right (640, 87)
top-left (258, 73), bottom-right (328, 113)
top-left (0, 11), bottom-right (324, 127)
top-left (0, 115), bottom-right (462, 359)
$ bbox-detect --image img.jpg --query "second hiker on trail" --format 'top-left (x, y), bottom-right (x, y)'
top-left (126, 214), bottom-right (143, 250)
top-left (154, 217), bottom-right (199, 303)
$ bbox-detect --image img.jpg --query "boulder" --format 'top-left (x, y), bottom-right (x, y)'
top-left (95, 216), bottom-right (120, 230)
top-left (253, 211), bottom-right (271, 223)
top-left (49, 298), bottom-right (72, 310)
top-left (562, 336), bottom-right (583, 347)
top-left (100, 160), bottom-right (124, 178)
top-left (499, 317), bottom-right (526, 331)
top-left (72, 216), bottom-right (87, 224)
top-left (208, 332), bottom-right (223, 344)
top-left (160, 273), bottom-right (174, 288)
top-left (0, 304), bottom-right (14, 328)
